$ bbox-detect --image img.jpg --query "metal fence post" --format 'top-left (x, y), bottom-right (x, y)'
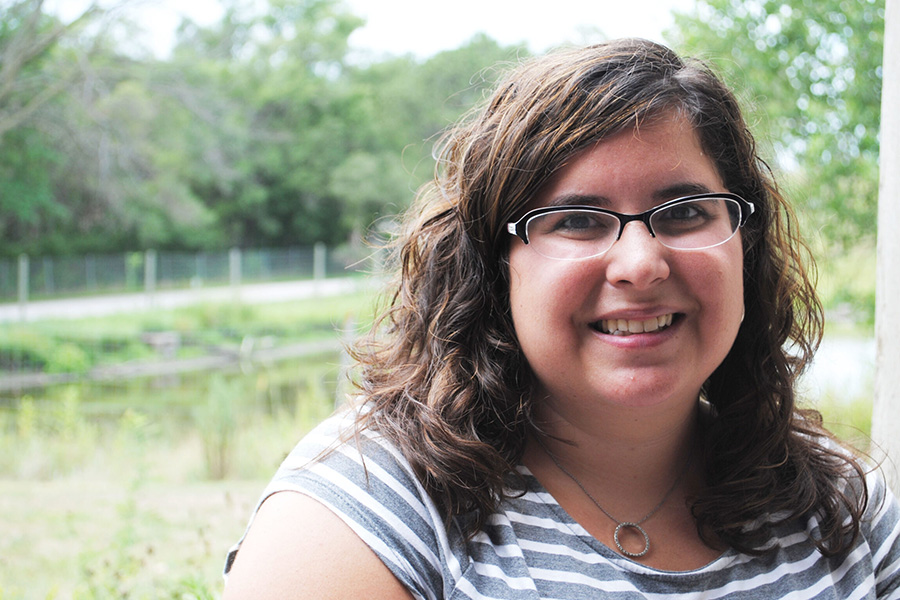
top-left (229, 247), bottom-right (242, 302)
top-left (17, 253), bottom-right (29, 321)
top-left (42, 256), bottom-right (55, 296)
top-left (144, 249), bottom-right (157, 305)
top-left (126, 252), bottom-right (139, 290)
top-left (314, 242), bottom-right (327, 280)
top-left (85, 254), bottom-right (97, 292)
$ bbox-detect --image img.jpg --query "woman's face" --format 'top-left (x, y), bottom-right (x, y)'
top-left (508, 113), bottom-right (745, 416)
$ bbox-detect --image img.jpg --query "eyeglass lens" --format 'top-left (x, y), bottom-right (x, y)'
top-left (526, 197), bottom-right (741, 260)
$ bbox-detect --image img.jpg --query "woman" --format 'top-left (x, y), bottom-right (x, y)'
top-left (224, 39), bottom-right (900, 598)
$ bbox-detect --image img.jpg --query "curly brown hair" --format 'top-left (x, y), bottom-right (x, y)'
top-left (350, 38), bottom-right (867, 556)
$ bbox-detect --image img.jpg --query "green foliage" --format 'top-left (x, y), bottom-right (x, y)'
top-left (0, 388), bottom-right (99, 478)
top-left (0, 325), bottom-right (149, 374)
top-left (0, 328), bottom-right (96, 374)
top-left (195, 375), bottom-right (241, 479)
top-left (349, 34), bottom-right (524, 189)
top-left (0, 127), bottom-right (64, 228)
top-left (46, 343), bottom-right (91, 374)
top-left (0, 328), bottom-right (54, 371)
top-left (0, 0), bottom-right (526, 257)
top-left (817, 242), bottom-right (876, 328)
top-left (0, 292), bottom-right (375, 383)
top-left (668, 0), bottom-right (884, 251)
top-left (808, 391), bottom-right (874, 452)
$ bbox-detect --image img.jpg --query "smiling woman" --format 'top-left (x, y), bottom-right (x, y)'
top-left (508, 114), bottom-right (746, 419)
top-left (223, 39), bottom-right (900, 599)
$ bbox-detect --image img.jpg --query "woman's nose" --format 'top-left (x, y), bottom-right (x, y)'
top-left (602, 221), bottom-right (671, 289)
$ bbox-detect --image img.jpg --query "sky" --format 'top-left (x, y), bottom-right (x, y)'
top-left (342, 0), bottom-right (697, 58)
top-left (48, 0), bottom-right (697, 59)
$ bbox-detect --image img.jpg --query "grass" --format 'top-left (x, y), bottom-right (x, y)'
top-left (0, 478), bottom-right (260, 599)
top-left (0, 354), bottom-right (341, 598)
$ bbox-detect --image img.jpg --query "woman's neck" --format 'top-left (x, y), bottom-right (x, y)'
top-left (525, 393), bottom-right (702, 500)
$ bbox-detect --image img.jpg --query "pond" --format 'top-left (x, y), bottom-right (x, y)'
top-left (0, 350), bottom-right (346, 481)
top-left (800, 336), bottom-right (876, 405)
top-left (1, 335), bottom-right (878, 417)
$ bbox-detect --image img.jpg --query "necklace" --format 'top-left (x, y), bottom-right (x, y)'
top-left (538, 438), bottom-right (692, 558)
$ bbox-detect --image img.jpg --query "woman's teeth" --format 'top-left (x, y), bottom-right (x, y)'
top-left (597, 314), bottom-right (674, 336)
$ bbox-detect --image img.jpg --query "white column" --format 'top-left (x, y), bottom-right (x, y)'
top-left (314, 242), bottom-right (327, 280)
top-left (229, 247), bottom-right (242, 303)
top-left (871, 0), bottom-right (900, 494)
top-left (144, 249), bottom-right (157, 308)
top-left (17, 253), bottom-right (29, 321)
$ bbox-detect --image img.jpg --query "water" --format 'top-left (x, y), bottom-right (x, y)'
top-left (0, 350), bottom-right (344, 423)
top-left (800, 336), bottom-right (876, 403)
top-left (1, 335), bottom-right (877, 418)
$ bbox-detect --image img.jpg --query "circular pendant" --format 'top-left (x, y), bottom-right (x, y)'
top-left (614, 522), bottom-right (650, 558)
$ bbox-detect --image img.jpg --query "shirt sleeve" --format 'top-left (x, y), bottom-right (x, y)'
top-left (864, 469), bottom-right (900, 599)
top-left (224, 412), bottom-right (453, 600)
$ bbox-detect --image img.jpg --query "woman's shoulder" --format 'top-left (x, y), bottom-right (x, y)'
top-left (226, 407), bottom-right (458, 598)
top-left (223, 491), bottom-right (416, 599)
top-left (859, 464), bottom-right (900, 534)
top-left (270, 406), bottom-right (429, 505)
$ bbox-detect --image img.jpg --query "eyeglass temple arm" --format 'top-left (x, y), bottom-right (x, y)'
top-left (741, 200), bottom-right (756, 226)
top-left (507, 221), bottom-right (529, 243)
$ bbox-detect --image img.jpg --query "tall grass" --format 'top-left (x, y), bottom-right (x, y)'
top-left (0, 357), bottom-right (342, 598)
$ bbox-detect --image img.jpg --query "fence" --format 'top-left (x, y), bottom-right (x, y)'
top-left (0, 244), bottom-right (363, 303)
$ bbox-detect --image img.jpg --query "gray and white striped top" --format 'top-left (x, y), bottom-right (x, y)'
top-left (226, 411), bottom-right (900, 599)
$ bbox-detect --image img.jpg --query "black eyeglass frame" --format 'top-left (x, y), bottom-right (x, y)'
top-left (506, 192), bottom-right (755, 249)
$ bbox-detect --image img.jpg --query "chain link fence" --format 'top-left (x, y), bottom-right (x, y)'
top-left (0, 244), bottom-right (367, 303)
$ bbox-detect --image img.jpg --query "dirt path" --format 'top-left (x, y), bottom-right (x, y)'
top-left (0, 277), bottom-right (370, 323)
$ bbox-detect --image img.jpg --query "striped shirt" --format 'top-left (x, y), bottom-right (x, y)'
top-left (226, 411), bottom-right (900, 599)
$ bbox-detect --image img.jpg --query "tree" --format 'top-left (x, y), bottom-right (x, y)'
top-left (0, 0), bottom-right (109, 254)
top-left (346, 34), bottom-right (527, 209)
top-left (0, 0), bottom-right (222, 255)
top-left (0, 0), bottom-right (104, 138)
top-left (0, 0), bottom-right (529, 256)
top-left (168, 0), bottom-right (370, 247)
top-left (668, 0), bottom-right (884, 249)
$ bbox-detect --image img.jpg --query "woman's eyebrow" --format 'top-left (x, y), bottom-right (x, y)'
top-left (652, 183), bottom-right (716, 201)
top-left (545, 183), bottom-right (717, 209)
top-left (545, 193), bottom-right (612, 208)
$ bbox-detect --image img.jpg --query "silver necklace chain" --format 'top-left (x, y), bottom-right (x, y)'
top-left (538, 437), bottom-right (692, 558)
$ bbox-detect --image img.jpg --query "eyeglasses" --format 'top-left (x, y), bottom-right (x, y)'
top-left (506, 193), bottom-right (755, 261)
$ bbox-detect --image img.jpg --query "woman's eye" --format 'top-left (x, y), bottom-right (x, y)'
top-left (556, 214), bottom-right (598, 230)
top-left (666, 204), bottom-right (703, 220)
top-left (537, 211), bottom-right (616, 240)
top-left (657, 201), bottom-right (716, 227)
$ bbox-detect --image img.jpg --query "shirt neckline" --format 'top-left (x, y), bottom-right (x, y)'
top-left (514, 465), bottom-right (738, 577)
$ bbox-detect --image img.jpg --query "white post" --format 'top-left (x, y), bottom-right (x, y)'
top-left (871, 0), bottom-right (900, 494)
top-left (229, 247), bottom-right (242, 303)
top-left (144, 249), bottom-right (157, 307)
top-left (17, 253), bottom-right (28, 321)
top-left (314, 242), bottom-right (327, 280)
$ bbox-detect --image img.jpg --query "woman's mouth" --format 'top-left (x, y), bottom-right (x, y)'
top-left (592, 313), bottom-right (675, 336)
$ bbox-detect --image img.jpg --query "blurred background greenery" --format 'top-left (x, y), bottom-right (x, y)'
top-left (0, 0), bottom-right (883, 597)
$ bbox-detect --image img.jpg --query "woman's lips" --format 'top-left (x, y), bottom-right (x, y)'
top-left (592, 313), bottom-right (675, 336)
